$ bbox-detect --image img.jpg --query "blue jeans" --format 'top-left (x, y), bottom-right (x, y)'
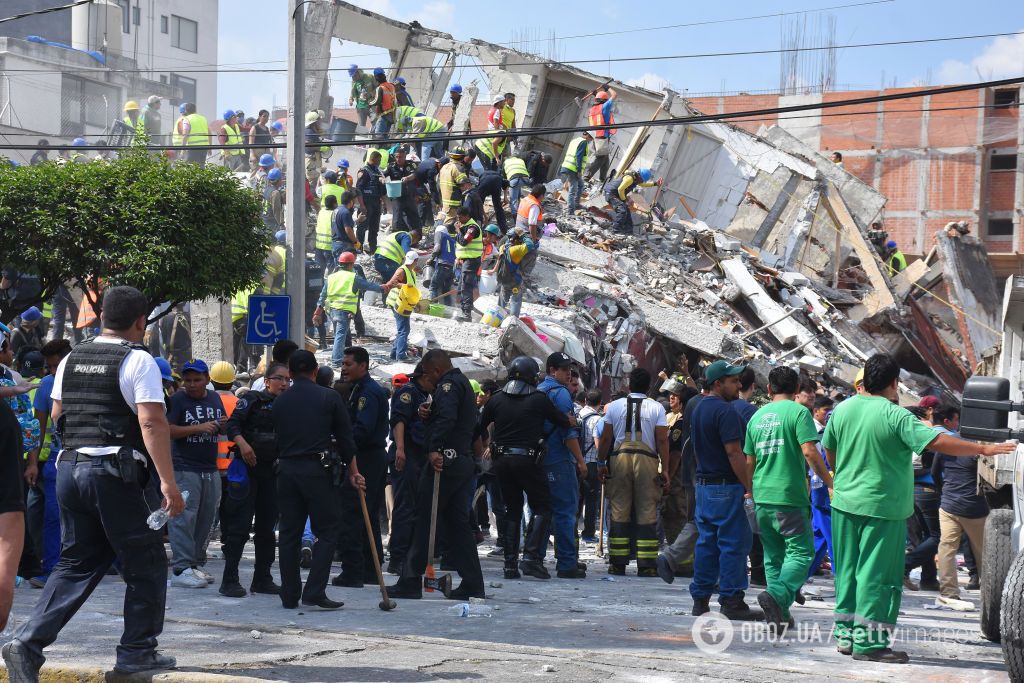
top-left (40, 458), bottom-right (60, 576)
top-left (540, 460), bottom-right (579, 572)
top-left (329, 309), bottom-right (351, 366)
top-left (561, 170), bottom-right (582, 211)
top-left (168, 470), bottom-right (222, 573)
top-left (392, 311), bottom-right (411, 359)
top-left (373, 114), bottom-right (394, 139)
top-left (689, 482), bottom-right (752, 600)
top-left (315, 249), bottom-right (335, 278)
top-left (498, 283), bottom-right (522, 317)
top-left (374, 253), bottom-right (399, 283)
top-left (430, 262), bottom-right (455, 306)
top-left (422, 140), bottom-right (442, 161)
top-left (509, 176), bottom-right (525, 213)
top-left (303, 518), bottom-right (315, 545)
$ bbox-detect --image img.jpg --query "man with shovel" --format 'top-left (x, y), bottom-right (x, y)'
top-left (388, 350), bottom-right (485, 600)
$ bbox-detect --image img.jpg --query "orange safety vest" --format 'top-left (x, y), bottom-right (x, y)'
top-left (589, 102), bottom-right (616, 138)
top-left (517, 193), bottom-right (544, 228)
top-left (378, 82), bottom-right (397, 115)
top-left (216, 392), bottom-right (238, 471)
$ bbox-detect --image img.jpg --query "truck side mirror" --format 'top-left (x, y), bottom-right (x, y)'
top-left (961, 376), bottom-right (1020, 442)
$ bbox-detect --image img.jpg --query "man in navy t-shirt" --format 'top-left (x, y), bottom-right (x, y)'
top-left (166, 359), bottom-right (225, 589)
top-left (689, 360), bottom-right (759, 621)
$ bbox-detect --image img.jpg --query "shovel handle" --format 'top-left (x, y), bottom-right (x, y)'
top-left (358, 487), bottom-right (392, 607)
top-left (425, 469), bottom-right (441, 589)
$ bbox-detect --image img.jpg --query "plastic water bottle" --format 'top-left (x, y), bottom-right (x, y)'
top-left (146, 490), bottom-right (189, 530)
top-left (446, 603), bottom-right (492, 618)
top-left (744, 497), bottom-right (759, 534)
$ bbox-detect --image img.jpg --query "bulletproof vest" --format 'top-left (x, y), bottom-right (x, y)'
top-left (241, 392), bottom-right (278, 455)
top-left (613, 396), bottom-right (656, 458)
top-left (59, 339), bottom-right (146, 452)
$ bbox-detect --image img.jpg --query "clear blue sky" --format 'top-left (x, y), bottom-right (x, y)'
top-left (216, 0), bottom-right (1024, 114)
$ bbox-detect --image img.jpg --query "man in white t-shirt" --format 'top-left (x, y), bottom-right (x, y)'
top-left (3, 286), bottom-right (185, 680)
top-left (596, 368), bottom-right (669, 577)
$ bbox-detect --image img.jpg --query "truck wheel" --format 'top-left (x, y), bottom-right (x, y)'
top-left (1001, 549), bottom-right (1024, 676)
top-left (983, 508), bottom-right (1015, 642)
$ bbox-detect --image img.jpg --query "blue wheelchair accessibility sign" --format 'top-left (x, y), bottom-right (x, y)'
top-left (245, 295), bottom-right (290, 345)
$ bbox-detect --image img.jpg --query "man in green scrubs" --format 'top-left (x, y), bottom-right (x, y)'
top-left (823, 353), bottom-right (1016, 663)
top-left (744, 366), bottom-right (833, 632)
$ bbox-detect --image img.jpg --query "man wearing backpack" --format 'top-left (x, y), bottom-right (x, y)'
top-left (577, 390), bottom-right (603, 544)
top-left (491, 228), bottom-right (537, 317)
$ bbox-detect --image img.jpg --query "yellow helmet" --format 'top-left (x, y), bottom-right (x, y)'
top-left (209, 361), bottom-right (236, 386)
top-left (304, 111), bottom-right (320, 126)
top-left (124, 100), bottom-right (140, 112)
top-left (853, 368), bottom-right (864, 389)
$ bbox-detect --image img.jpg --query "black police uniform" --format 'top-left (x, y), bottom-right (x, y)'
top-left (271, 376), bottom-right (356, 608)
top-left (334, 373), bottom-right (389, 586)
top-left (391, 367), bottom-right (484, 597)
top-left (479, 385), bottom-right (570, 577)
top-left (12, 339), bottom-right (168, 671)
top-left (221, 390), bottom-right (280, 593)
top-left (356, 164), bottom-right (385, 253)
top-left (475, 169), bottom-right (508, 234)
top-left (384, 159), bottom-right (422, 233)
top-left (386, 377), bottom-right (430, 573)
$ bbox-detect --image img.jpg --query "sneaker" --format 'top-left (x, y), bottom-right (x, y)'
top-left (852, 648), bottom-right (909, 664)
top-left (2, 640), bottom-right (42, 683)
top-left (192, 567), bottom-right (215, 584)
top-left (655, 555), bottom-right (675, 584)
top-left (171, 568), bottom-right (208, 588)
top-left (27, 576), bottom-right (46, 589)
top-left (486, 546), bottom-right (505, 557)
top-left (937, 595), bottom-right (976, 611)
top-left (114, 652), bottom-right (177, 674)
top-left (300, 544), bottom-right (313, 569)
top-left (902, 576), bottom-right (919, 591)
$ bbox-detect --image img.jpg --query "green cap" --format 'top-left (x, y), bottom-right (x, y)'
top-left (469, 379), bottom-right (483, 395)
top-left (703, 360), bottom-right (745, 385)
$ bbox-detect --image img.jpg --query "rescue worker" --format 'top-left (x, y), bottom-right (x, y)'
top-left (249, 153), bottom-right (276, 193)
top-left (210, 362), bottom-right (240, 550)
top-left (885, 240), bottom-right (907, 276)
top-left (744, 366), bottom-right (833, 631)
top-left (333, 347), bottom-right (390, 587)
top-left (393, 105), bottom-right (423, 133)
top-left (439, 148), bottom-right (472, 220)
top-left (219, 110), bottom-right (245, 171)
top-left (408, 113), bottom-right (446, 161)
top-left (229, 287), bottom-right (257, 371)
top-left (516, 184), bottom-right (546, 244)
top-left (604, 168), bottom-right (661, 234)
top-left (335, 158), bottom-right (354, 190)
top-left (262, 172), bottom-right (285, 233)
top-left (479, 357), bottom-right (574, 579)
top-left (385, 147), bottom-right (423, 235)
top-left (447, 84), bottom-right (463, 131)
top-left (503, 154), bottom-right (531, 213)
top-left (179, 102), bottom-right (209, 167)
top-left (453, 207), bottom-right (484, 321)
top-left (823, 353), bottom-right (1014, 663)
top-left (271, 350), bottom-right (359, 610)
top-left (525, 150), bottom-right (552, 186)
top-left (373, 228), bottom-right (415, 283)
top-left (303, 110), bottom-right (330, 184)
top-left (584, 87), bottom-right (617, 184)
top-left (537, 352), bottom-right (588, 579)
top-left (315, 195), bottom-right (340, 279)
top-left (348, 65), bottom-right (377, 129)
top-left (331, 191), bottom-right (359, 259)
top-left (384, 252), bottom-right (421, 362)
top-left (474, 168), bottom-right (510, 235)
top-left (387, 363), bottom-right (435, 574)
top-left (313, 252), bottom-right (385, 368)
top-left (394, 77), bottom-right (415, 107)
top-left (265, 231), bottom-right (287, 294)
top-left (474, 128), bottom-right (504, 172)
top-left (122, 100), bottom-right (143, 133)
top-left (387, 350), bottom-right (486, 600)
top-left (2, 286), bottom-right (185, 679)
top-left (356, 151), bottom-right (386, 254)
top-left (139, 96), bottom-right (162, 144)
top-left (491, 228), bottom-right (537, 317)
top-left (368, 68), bottom-right (397, 139)
top-left (430, 219), bottom-right (458, 307)
top-left (219, 361), bottom-right (289, 598)
top-left (320, 170), bottom-right (344, 208)
top-left (596, 368), bottom-right (670, 577)
top-left (560, 132), bottom-right (592, 214)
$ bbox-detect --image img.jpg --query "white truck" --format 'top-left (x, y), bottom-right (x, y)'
top-left (960, 275), bottom-right (1024, 676)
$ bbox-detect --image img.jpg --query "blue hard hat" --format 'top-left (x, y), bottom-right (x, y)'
top-left (348, 63), bottom-right (358, 76)
top-left (8, 159), bottom-right (19, 167)
top-left (268, 168), bottom-right (282, 182)
top-left (72, 137), bottom-right (87, 147)
top-left (258, 153), bottom-right (275, 168)
top-left (154, 357), bottom-right (174, 383)
top-left (450, 83), bottom-right (462, 94)
top-left (397, 77), bottom-right (406, 86)
top-left (322, 170), bottom-right (338, 183)
top-left (337, 159), bottom-right (349, 169)
top-left (886, 240), bottom-right (897, 248)
top-left (373, 67), bottom-right (385, 77)
top-left (271, 121), bottom-right (283, 132)
top-left (275, 229), bottom-right (287, 243)
top-left (222, 109), bottom-right (236, 121)
top-left (638, 168), bottom-right (653, 182)
top-left (179, 103), bottom-right (187, 114)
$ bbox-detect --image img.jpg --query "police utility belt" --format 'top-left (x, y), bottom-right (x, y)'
top-left (61, 447), bottom-right (148, 485)
top-left (493, 444), bottom-right (543, 465)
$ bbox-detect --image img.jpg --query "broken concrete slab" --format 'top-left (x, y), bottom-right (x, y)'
top-left (721, 258), bottom-right (810, 347)
top-left (498, 315), bottom-right (555, 364)
top-left (358, 304), bottom-right (502, 358)
top-left (631, 297), bottom-right (734, 358)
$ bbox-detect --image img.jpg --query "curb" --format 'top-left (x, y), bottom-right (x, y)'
top-left (0, 666), bottom-right (284, 682)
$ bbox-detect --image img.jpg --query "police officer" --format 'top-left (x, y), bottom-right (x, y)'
top-left (479, 357), bottom-right (573, 579)
top-left (386, 363), bottom-right (435, 574)
top-left (333, 346), bottom-right (389, 588)
top-left (271, 350), bottom-right (358, 610)
top-left (218, 361), bottom-right (289, 598)
top-left (3, 286), bottom-right (185, 679)
top-left (388, 350), bottom-right (485, 599)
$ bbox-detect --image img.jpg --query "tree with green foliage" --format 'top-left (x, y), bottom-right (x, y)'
top-left (0, 149), bottom-right (270, 325)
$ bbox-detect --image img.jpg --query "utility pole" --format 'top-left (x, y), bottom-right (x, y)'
top-left (286, 0), bottom-right (306, 345)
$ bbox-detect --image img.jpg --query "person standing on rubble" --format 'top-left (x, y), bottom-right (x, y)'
top-left (885, 240), bottom-right (907, 276)
top-left (439, 148), bottom-right (472, 221)
top-left (516, 184), bottom-right (547, 244)
top-left (453, 207), bottom-right (484, 322)
top-left (584, 87), bottom-right (617, 186)
top-left (491, 228), bottom-right (537, 317)
top-left (560, 131), bottom-right (592, 215)
top-left (383, 252), bottom-right (421, 362)
top-left (430, 220), bottom-right (459, 307)
top-left (604, 168), bottom-right (660, 234)
top-left (356, 151), bottom-right (387, 254)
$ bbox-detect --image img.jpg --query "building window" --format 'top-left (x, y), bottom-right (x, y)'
top-left (159, 74), bottom-right (168, 84)
top-left (170, 73), bottom-right (197, 106)
top-left (988, 219), bottom-right (1014, 237)
top-left (132, 5), bottom-right (141, 26)
top-left (61, 76), bottom-right (120, 135)
top-left (171, 15), bottom-right (198, 53)
top-left (991, 153), bottom-right (1018, 172)
top-left (994, 89), bottom-right (1020, 109)
top-left (116, 0), bottom-right (130, 33)
top-left (161, 15), bottom-right (168, 34)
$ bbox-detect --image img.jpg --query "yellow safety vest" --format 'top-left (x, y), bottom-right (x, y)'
top-left (315, 208), bottom-right (334, 251)
top-left (223, 123), bottom-right (244, 155)
top-left (504, 156), bottom-right (528, 178)
top-left (501, 105), bottom-right (515, 130)
top-left (394, 106), bottom-right (422, 131)
top-left (375, 231), bottom-right (409, 265)
top-left (439, 162), bottom-right (467, 207)
top-left (455, 221), bottom-right (483, 260)
top-left (267, 245), bottom-right (287, 294)
top-left (321, 183), bottom-right (344, 206)
top-left (365, 148), bottom-right (390, 168)
top-left (185, 113), bottom-right (209, 145)
top-left (231, 289), bottom-right (252, 323)
top-left (475, 137), bottom-right (496, 161)
top-left (561, 136), bottom-right (590, 173)
top-left (385, 266), bottom-right (419, 316)
top-left (417, 117), bottom-right (445, 135)
top-left (325, 269), bottom-right (359, 313)
top-left (172, 115), bottom-right (186, 145)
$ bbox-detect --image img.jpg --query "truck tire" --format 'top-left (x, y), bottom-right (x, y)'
top-left (1001, 549), bottom-right (1024, 677)
top-left (982, 508), bottom-right (1014, 642)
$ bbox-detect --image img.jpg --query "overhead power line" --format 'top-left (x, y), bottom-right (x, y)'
top-left (1, 76), bottom-right (1020, 152)
top-left (0, 0), bottom-right (94, 25)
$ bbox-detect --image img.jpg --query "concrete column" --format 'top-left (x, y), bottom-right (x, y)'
top-left (302, 1), bottom-right (339, 116)
top-left (190, 298), bottom-right (233, 364)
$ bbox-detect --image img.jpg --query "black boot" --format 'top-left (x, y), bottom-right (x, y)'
top-left (220, 561), bottom-right (245, 597)
top-left (503, 519), bottom-right (521, 579)
top-left (519, 514), bottom-right (551, 580)
top-left (386, 577), bottom-right (423, 599)
top-left (720, 594), bottom-right (764, 621)
top-left (692, 596), bottom-right (710, 616)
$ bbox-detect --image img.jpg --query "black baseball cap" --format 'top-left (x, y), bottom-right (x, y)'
top-left (546, 352), bottom-right (572, 370)
top-left (289, 349), bottom-right (318, 375)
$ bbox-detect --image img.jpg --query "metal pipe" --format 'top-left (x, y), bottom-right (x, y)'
top-left (740, 307), bottom-right (799, 340)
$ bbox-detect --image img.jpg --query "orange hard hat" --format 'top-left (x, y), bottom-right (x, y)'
top-left (338, 251), bottom-right (356, 265)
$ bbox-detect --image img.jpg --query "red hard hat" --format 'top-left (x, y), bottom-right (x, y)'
top-left (338, 251), bottom-right (356, 265)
